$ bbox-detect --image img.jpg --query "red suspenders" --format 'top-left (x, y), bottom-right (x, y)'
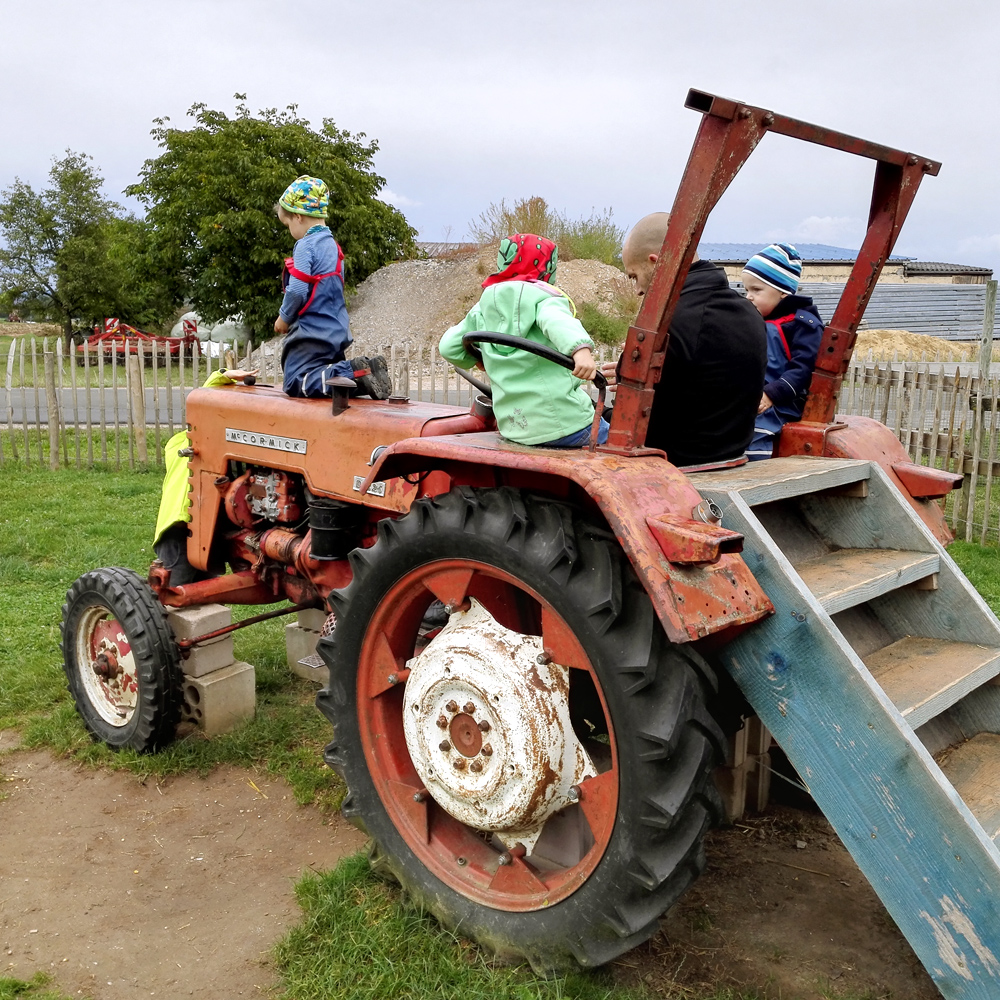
top-left (282, 243), bottom-right (345, 315)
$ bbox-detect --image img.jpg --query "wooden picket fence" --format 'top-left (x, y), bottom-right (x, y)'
top-left (0, 337), bottom-right (238, 472)
top-left (3, 333), bottom-right (999, 544)
top-left (838, 353), bottom-right (1000, 542)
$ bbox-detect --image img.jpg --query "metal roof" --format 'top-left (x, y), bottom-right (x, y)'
top-left (699, 242), bottom-right (912, 262)
top-left (903, 261), bottom-right (993, 276)
top-left (793, 282), bottom-right (995, 341)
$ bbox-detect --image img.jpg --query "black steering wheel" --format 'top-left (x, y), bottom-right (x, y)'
top-left (458, 332), bottom-right (608, 451)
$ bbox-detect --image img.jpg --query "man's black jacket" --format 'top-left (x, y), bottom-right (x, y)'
top-left (638, 260), bottom-right (767, 467)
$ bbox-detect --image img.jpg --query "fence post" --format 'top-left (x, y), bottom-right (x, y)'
top-left (979, 280), bottom-right (997, 379)
top-left (127, 354), bottom-right (148, 464)
top-left (43, 350), bottom-right (60, 470)
top-left (4, 341), bottom-right (17, 463)
top-left (966, 281), bottom-right (997, 540)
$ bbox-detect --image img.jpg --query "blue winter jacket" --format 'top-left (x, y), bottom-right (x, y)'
top-left (279, 226), bottom-right (352, 385)
top-left (762, 295), bottom-right (824, 423)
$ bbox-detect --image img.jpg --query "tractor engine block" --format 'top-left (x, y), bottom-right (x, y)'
top-left (224, 469), bottom-right (302, 527)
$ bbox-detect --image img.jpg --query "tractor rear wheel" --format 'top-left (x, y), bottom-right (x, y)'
top-left (61, 567), bottom-right (183, 753)
top-left (317, 487), bottom-right (724, 973)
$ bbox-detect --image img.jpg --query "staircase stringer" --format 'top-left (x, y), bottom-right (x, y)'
top-left (801, 464), bottom-right (1000, 649)
top-left (705, 489), bottom-right (1000, 999)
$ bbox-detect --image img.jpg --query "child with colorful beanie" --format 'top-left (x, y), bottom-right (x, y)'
top-left (274, 175), bottom-right (391, 399)
top-left (741, 243), bottom-right (824, 461)
top-left (439, 234), bottom-right (607, 447)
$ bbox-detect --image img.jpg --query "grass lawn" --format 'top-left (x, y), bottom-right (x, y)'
top-left (0, 464), bottom-right (341, 809)
top-left (2, 466), bottom-right (997, 1000)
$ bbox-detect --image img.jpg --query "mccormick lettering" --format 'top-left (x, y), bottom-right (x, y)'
top-left (225, 428), bottom-right (308, 454)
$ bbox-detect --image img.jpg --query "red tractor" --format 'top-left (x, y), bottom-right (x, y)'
top-left (62, 92), bottom-right (1000, 998)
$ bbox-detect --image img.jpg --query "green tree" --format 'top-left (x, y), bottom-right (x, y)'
top-left (103, 216), bottom-right (183, 331)
top-left (0, 151), bottom-right (123, 340)
top-left (127, 96), bottom-right (417, 340)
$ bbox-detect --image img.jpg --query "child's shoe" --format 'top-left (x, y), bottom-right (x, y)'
top-left (350, 355), bottom-right (392, 399)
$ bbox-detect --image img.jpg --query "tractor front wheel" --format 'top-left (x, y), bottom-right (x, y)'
top-left (317, 487), bottom-right (724, 973)
top-left (61, 567), bottom-right (182, 752)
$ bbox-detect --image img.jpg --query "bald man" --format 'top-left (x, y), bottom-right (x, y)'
top-left (616, 213), bottom-right (767, 466)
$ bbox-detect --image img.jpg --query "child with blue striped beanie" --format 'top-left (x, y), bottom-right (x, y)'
top-left (741, 243), bottom-right (824, 460)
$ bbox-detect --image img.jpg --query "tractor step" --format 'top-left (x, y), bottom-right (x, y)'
top-left (864, 637), bottom-right (1000, 729)
top-left (939, 733), bottom-right (1000, 840)
top-left (690, 455), bottom-right (869, 506)
top-left (795, 548), bottom-right (939, 615)
top-left (692, 456), bottom-right (1000, 998)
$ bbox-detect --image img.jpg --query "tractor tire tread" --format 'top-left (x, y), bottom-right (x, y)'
top-left (318, 486), bottom-right (724, 974)
top-left (60, 566), bottom-right (182, 753)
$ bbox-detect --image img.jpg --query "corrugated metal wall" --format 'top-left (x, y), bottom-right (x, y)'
top-left (729, 281), bottom-right (995, 340)
top-left (799, 283), bottom-right (995, 341)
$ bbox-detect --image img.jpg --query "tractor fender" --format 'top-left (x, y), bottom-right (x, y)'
top-left (363, 432), bottom-right (774, 643)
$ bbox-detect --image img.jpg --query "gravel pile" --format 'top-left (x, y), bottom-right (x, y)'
top-left (854, 329), bottom-right (980, 360)
top-left (346, 254), bottom-right (626, 354)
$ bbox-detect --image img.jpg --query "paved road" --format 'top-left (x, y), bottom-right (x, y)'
top-left (0, 384), bottom-right (472, 423)
top-left (1, 386), bottom-right (193, 425)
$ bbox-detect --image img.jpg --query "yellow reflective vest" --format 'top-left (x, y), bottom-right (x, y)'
top-left (153, 370), bottom-right (239, 544)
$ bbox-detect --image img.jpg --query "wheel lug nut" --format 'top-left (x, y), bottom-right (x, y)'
top-left (436, 715), bottom-right (448, 729)
top-left (439, 740), bottom-right (451, 752)
top-left (536, 650), bottom-right (552, 665)
top-left (469, 760), bottom-right (483, 773)
top-left (477, 719), bottom-right (491, 733)
top-left (445, 700), bottom-right (458, 713)
top-left (463, 702), bottom-right (476, 714)
top-left (482, 743), bottom-right (493, 756)
top-left (453, 758), bottom-right (466, 770)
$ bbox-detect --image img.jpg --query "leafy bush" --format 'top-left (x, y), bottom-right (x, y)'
top-left (578, 273), bottom-right (640, 346)
top-left (579, 301), bottom-right (629, 346)
top-left (470, 197), bottom-right (625, 268)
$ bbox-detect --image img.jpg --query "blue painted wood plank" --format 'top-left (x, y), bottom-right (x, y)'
top-left (702, 480), bottom-right (1000, 999)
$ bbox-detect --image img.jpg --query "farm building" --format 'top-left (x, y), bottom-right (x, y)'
top-left (700, 242), bottom-right (993, 285)
top-left (706, 245), bottom-right (996, 341)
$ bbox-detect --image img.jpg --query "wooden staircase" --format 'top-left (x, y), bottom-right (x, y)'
top-left (692, 456), bottom-right (1000, 1000)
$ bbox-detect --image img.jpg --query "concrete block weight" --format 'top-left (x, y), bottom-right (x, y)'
top-left (297, 608), bottom-right (330, 632)
top-left (166, 604), bottom-right (237, 678)
top-left (181, 661), bottom-right (256, 737)
top-left (166, 603), bottom-right (230, 640)
top-left (179, 635), bottom-right (236, 678)
top-left (286, 622), bottom-right (328, 684)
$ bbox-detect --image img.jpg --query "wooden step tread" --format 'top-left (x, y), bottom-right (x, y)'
top-left (864, 637), bottom-right (1000, 730)
top-left (939, 733), bottom-right (1000, 840)
top-left (796, 548), bottom-right (939, 615)
top-left (691, 457), bottom-right (869, 505)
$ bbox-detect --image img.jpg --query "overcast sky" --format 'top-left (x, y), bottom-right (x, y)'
top-left (3, 0), bottom-right (999, 273)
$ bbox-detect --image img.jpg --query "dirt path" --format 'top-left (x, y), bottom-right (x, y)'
top-left (0, 745), bottom-right (365, 999)
top-left (0, 739), bottom-right (940, 1000)
top-left (619, 806), bottom-right (940, 999)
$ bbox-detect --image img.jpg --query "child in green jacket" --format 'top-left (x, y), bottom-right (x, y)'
top-left (439, 234), bottom-right (607, 447)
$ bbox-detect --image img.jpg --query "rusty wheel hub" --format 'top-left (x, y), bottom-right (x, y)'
top-left (402, 598), bottom-right (596, 852)
top-left (75, 607), bottom-right (139, 727)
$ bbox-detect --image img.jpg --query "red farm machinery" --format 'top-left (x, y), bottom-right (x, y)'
top-left (61, 91), bottom-right (1000, 997)
top-left (76, 318), bottom-right (200, 362)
